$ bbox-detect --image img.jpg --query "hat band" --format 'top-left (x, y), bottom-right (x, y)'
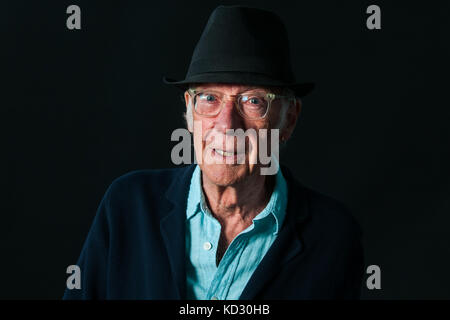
top-left (187, 55), bottom-right (294, 82)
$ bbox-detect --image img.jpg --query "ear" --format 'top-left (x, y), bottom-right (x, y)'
top-left (184, 91), bottom-right (194, 133)
top-left (184, 90), bottom-right (190, 108)
top-left (281, 98), bottom-right (302, 141)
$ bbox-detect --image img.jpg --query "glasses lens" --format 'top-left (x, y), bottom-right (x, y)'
top-left (239, 93), bottom-right (269, 119)
top-left (194, 92), bottom-right (222, 116)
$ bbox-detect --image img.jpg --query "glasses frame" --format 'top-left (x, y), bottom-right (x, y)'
top-left (187, 88), bottom-right (296, 120)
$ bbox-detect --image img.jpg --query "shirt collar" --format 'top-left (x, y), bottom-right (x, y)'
top-left (186, 165), bottom-right (288, 235)
top-left (186, 165), bottom-right (203, 220)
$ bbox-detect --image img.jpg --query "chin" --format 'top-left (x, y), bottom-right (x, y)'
top-left (200, 163), bottom-right (249, 187)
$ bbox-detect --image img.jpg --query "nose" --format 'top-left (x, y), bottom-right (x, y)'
top-left (213, 99), bottom-right (244, 133)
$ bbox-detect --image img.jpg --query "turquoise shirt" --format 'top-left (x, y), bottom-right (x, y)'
top-left (185, 165), bottom-right (288, 300)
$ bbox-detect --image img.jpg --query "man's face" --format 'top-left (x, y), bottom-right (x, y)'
top-left (184, 83), bottom-right (300, 187)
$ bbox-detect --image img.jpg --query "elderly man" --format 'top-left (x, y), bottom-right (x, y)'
top-left (63, 5), bottom-right (364, 300)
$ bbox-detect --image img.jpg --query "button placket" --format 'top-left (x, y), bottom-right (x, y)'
top-left (206, 236), bottom-right (247, 300)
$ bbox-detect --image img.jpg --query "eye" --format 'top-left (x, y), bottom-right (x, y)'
top-left (198, 93), bottom-right (217, 102)
top-left (249, 97), bottom-right (261, 104)
top-left (242, 95), bottom-right (265, 106)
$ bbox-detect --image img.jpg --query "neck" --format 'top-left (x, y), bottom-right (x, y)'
top-left (201, 169), bottom-right (275, 224)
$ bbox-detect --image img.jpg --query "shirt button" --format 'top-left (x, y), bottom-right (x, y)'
top-left (203, 242), bottom-right (212, 251)
top-left (211, 296), bottom-right (219, 300)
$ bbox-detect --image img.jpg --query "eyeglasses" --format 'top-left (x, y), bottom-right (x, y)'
top-left (187, 88), bottom-right (295, 120)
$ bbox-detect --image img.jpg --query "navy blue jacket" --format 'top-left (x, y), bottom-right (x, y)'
top-left (63, 164), bottom-right (364, 300)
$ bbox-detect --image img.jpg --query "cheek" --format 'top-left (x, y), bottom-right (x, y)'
top-left (268, 101), bottom-right (285, 126)
top-left (267, 109), bottom-right (280, 128)
top-left (246, 119), bottom-right (270, 131)
top-left (192, 117), bottom-right (214, 146)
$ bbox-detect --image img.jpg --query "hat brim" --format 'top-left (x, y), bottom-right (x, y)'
top-left (163, 72), bottom-right (315, 98)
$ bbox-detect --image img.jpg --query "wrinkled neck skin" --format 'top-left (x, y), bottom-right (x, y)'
top-left (201, 168), bottom-right (275, 228)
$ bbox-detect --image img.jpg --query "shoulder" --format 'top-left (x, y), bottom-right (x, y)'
top-left (304, 187), bottom-right (362, 238)
top-left (110, 166), bottom-right (185, 189)
top-left (282, 166), bottom-right (362, 245)
top-left (102, 165), bottom-right (194, 207)
top-left (290, 184), bottom-right (365, 277)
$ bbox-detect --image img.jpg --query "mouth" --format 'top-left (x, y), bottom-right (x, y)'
top-left (214, 149), bottom-right (237, 157)
top-left (209, 148), bottom-right (246, 164)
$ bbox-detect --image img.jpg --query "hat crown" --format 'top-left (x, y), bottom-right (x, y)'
top-left (187, 5), bottom-right (295, 82)
top-left (163, 5), bottom-right (315, 98)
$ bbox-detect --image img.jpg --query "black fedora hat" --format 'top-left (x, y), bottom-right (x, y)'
top-left (163, 5), bottom-right (315, 98)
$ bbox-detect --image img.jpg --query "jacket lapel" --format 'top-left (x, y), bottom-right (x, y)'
top-left (239, 166), bottom-right (310, 300)
top-left (159, 164), bottom-right (196, 299)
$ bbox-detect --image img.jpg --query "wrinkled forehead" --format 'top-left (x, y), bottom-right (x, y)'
top-left (189, 82), bottom-right (285, 94)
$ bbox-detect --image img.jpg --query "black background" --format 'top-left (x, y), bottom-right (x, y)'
top-left (2, 0), bottom-right (449, 299)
